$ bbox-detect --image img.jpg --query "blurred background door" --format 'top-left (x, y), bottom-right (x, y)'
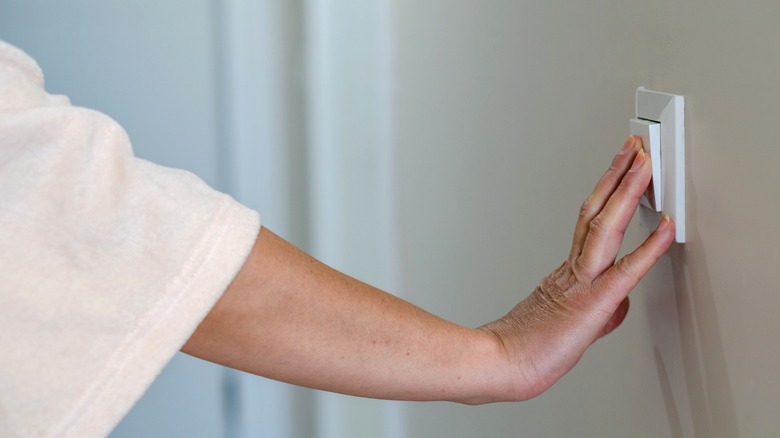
top-left (2, 1), bottom-right (315, 436)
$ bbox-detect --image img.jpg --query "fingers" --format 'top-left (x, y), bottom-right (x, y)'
top-left (571, 136), bottom-right (641, 259)
top-left (592, 216), bottom-right (675, 304)
top-left (574, 147), bottom-right (653, 279)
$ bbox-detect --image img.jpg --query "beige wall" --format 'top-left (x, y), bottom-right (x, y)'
top-left (393, 1), bottom-right (779, 437)
top-left (5, 1), bottom-right (779, 436)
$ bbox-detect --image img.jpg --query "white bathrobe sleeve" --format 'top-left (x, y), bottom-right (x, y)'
top-left (0, 41), bottom-right (261, 437)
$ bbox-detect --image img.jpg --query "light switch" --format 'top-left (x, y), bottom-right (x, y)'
top-left (630, 118), bottom-right (661, 211)
top-left (633, 87), bottom-right (685, 243)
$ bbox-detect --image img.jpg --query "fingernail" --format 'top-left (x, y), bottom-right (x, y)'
top-left (659, 215), bottom-right (671, 230)
top-left (631, 148), bottom-right (645, 170)
top-left (622, 136), bottom-right (636, 152)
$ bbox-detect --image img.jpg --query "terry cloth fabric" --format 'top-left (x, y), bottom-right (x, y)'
top-left (0, 40), bottom-right (260, 437)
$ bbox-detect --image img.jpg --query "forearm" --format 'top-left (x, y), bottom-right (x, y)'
top-left (183, 227), bottom-right (517, 404)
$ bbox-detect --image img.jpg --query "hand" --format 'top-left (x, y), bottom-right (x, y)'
top-left (479, 136), bottom-right (675, 401)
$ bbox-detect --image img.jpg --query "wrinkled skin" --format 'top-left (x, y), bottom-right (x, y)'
top-left (479, 136), bottom-right (674, 400)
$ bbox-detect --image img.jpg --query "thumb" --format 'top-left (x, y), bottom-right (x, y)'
top-left (592, 215), bottom-right (675, 308)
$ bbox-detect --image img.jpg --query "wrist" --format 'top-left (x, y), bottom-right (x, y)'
top-left (452, 327), bottom-right (532, 405)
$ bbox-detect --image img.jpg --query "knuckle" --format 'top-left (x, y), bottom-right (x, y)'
top-left (589, 212), bottom-right (626, 242)
top-left (588, 214), bottom-right (610, 239)
top-left (543, 262), bottom-right (580, 292)
top-left (535, 263), bottom-right (584, 305)
top-left (578, 197), bottom-right (596, 220)
top-left (572, 262), bottom-right (593, 285)
top-left (602, 164), bottom-right (621, 183)
top-left (614, 256), bottom-right (638, 279)
top-left (571, 258), bottom-right (596, 285)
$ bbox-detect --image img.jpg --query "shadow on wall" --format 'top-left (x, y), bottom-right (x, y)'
top-left (672, 236), bottom-right (739, 438)
top-left (647, 189), bottom-right (739, 437)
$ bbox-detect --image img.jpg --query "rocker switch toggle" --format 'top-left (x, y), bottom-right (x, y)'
top-left (630, 118), bottom-right (661, 212)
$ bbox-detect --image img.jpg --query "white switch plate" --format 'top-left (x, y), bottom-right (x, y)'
top-left (634, 87), bottom-right (685, 243)
top-left (630, 118), bottom-right (661, 211)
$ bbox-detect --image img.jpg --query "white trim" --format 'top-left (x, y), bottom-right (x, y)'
top-left (376, 1), bottom-right (405, 436)
top-left (305, 0), bottom-right (405, 436)
top-left (212, 1), bottom-right (301, 436)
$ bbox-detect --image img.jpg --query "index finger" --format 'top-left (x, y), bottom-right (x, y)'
top-left (570, 136), bottom-right (640, 259)
top-left (575, 148), bottom-right (652, 279)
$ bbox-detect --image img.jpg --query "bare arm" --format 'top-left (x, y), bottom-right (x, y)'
top-left (182, 225), bottom-right (506, 404)
top-left (182, 136), bottom-right (675, 404)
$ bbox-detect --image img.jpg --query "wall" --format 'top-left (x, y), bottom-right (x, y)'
top-left (654, 1), bottom-right (780, 436)
top-left (390, 1), bottom-right (780, 437)
top-left (4, 1), bottom-right (780, 437)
